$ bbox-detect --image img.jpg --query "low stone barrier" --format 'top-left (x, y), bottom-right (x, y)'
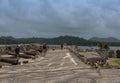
top-left (68, 47), bottom-right (103, 66)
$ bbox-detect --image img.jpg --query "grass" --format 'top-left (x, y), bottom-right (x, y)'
top-left (109, 58), bottom-right (120, 68)
top-left (114, 60), bottom-right (120, 65)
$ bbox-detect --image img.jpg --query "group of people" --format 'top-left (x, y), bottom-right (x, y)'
top-left (94, 59), bottom-right (110, 69)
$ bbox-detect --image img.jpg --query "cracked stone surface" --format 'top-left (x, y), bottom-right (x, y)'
top-left (0, 49), bottom-right (120, 83)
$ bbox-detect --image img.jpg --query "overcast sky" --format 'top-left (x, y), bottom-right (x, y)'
top-left (0, 0), bottom-right (120, 39)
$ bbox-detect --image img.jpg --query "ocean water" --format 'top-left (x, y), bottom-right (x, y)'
top-left (78, 46), bottom-right (120, 50)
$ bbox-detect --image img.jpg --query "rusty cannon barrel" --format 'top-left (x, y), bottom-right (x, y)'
top-left (19, 54), bottom-right (35, 59)
top-left (8, 52), bottom-right (16, 56)
top-left (8, 52), bottom-right (35, 59)
top-left (0, 57), bottom-right (19, 65)
top-left (24, 51), bottom-right (37, 56)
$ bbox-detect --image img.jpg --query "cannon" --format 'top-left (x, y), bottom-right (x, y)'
top-left (24, 51), bottom-right (37, 56)
top-left (0, 57), bottom-right (19, 65)
top-left (19, 54), bottom-right (35, 59)
top-left (8, 52), bottom-right (35, 59)
top-left (8, 52), bottom-right (16, 56)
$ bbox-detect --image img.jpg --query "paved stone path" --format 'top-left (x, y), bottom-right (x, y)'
top-left (0, 49), bottom-right (120, 83)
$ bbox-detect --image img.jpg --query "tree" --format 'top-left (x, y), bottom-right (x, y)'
top-left (97, 43), bottom-right (110, 50)
top-left (103, 44), bottom-right (110, 50)
top-left (97, 43), bottom-right (103, 50)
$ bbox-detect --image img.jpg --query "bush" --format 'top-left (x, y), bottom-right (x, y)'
top-left (116, 50), bottom-right (120, 58)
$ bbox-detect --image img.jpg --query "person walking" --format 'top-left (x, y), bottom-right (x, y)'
top-left (95, 61), bottom-right (99, 69)
top-left (61, 44), bottom-right (63, 50)
top-left (95, 61), bottom-right (101, 76)
top-left (15, 45), bottom-right (20, 58)
top-left (42, 43), bottom-right (47, 56)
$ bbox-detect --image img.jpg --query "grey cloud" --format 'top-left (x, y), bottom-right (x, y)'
top-left (0, 0), bottom-right (120, 38)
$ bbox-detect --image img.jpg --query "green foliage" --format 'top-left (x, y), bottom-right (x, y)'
top-left (0, 36), bottom-right (120, 46)
top-left (97, 42), bottom-right (110, 50)
top-left (0, 36), bottom-right (19, 44)
top-left (97, 43), bottom-right (103, 50)
top-left (103, 44), bottom-right (110, 50)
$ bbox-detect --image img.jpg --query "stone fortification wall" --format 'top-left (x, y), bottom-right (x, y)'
top-left (68, 47), bottom-right (103, 66)
top-left (0, 44), bottom-right (64, 55)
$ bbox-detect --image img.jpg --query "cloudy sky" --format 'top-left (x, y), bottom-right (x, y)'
top-left (0, 0), bottom-right (120, 39)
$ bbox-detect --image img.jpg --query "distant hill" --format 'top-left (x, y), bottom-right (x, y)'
top-left (1, 36), bottom-right (120, 46)
top-left (0, 36), bottom-right (18, 44)
top-left (89, 37), bottom-right (120, 42)
top-left (50, 35), bottom-right (90, 45)
top-left (0, 35), bottom-right (91, 45)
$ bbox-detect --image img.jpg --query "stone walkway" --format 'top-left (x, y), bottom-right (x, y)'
top-left (0, 49), bottom-right (120, 83)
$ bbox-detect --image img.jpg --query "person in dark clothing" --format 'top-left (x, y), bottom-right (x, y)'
top-left (38, 45), bottom-right (43, 56)
top-left (43, 43), bottom-right (47, 56)
top-left (61, 44), bottom-right (63, 50)
top-left (100, 60), bottom-right (104, 67)
top-left (15, 45), bottom-right (20, 58)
